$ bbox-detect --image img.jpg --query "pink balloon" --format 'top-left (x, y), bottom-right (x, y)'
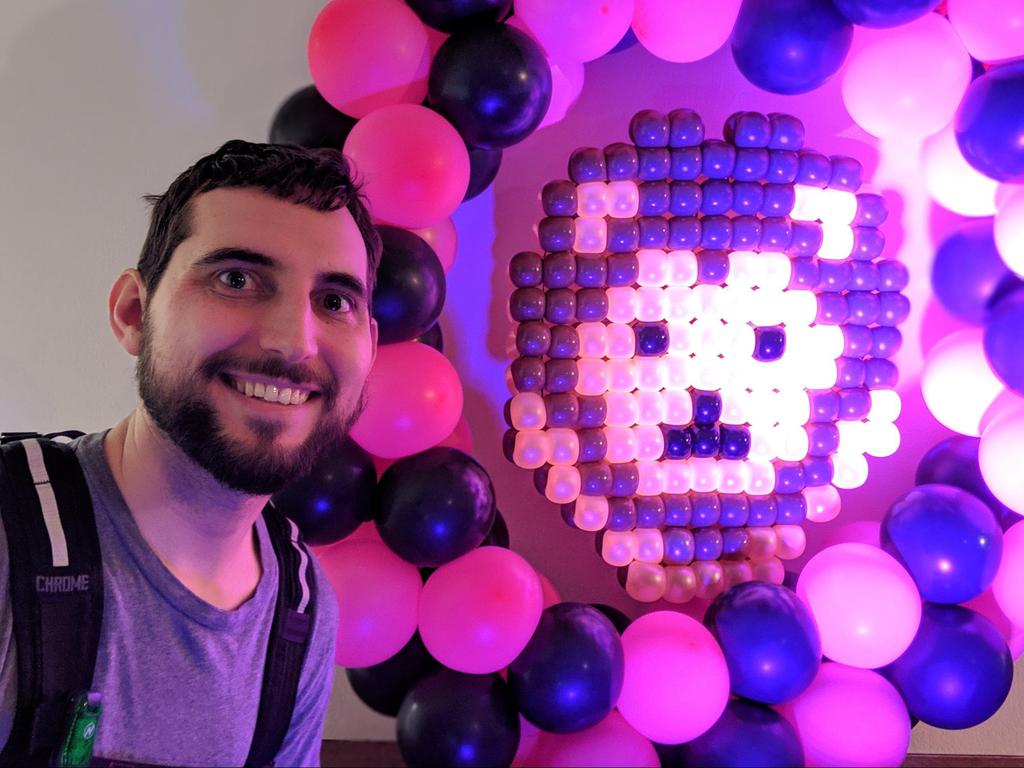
top-left (948, 0), bottom-right (1024, 63)
top-left (512, 716), bottom-right (545, 768)
top-left (350, 342), bottom-right (464, 459)
top-left (530, 711), bottom-right (659, 768)
top-left (515, 0), bottom-right (635, 63)
top-left (343, 104), bottom-right (470, 228)
top-left (992, 521), bottom-right (1024, 627)
top-left (797, 543), bottom-right (921, 669)
top-left (538, 59), bottom-right (586, 129)
top-left (308, 0), bottom-right (430, 118)
top-left (617, 611), bottom-right (729, 744)
top-left (316, 538), bottom-right (422, 668)
top-left (419, 547), bottom-right (543, 673)
top-left (783, 663), bottom-right (910, 767)
top-left (411, 218), bottom-right (458, 272)
top-left (633, 0), bottom-right (742, 63)
top-left (963, 589), bottom-right (1019, 646)
top-left (537, 571), bottom-right (561, 608)
top-left (841, 14), bottom-right (971, 139)
top-left (437, 414), bottom-right (475, 454)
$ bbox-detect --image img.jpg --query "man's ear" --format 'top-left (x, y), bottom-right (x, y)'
top-left (368, 316), bottom-right (379, 366)
top-left (109, 269), bottom-right (147, 356)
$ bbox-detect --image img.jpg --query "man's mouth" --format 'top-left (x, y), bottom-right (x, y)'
top-left (218, 373), bottom-right (321, 407)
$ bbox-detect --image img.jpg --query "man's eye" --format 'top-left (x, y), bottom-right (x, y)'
top-left (217, 269), bottom-right (252, 290)
top-left (323, 293), bottom-right (354, 313)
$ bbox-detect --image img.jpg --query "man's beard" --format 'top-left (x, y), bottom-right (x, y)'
top-left (135, 320), bottom-right (367, 495)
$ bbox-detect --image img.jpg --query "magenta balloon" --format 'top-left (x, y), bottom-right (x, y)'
top-left (419, 547), bottom-right (544, 673)
top-left (529, 710), bottom-right (659, 768)
top-left (633, 0), bottom-right (742, 63)
top-left (948, 0), bottom-right (1024, 63)
top-left (993, 521), bottom-right (1024, 627)
top-left (617, 611), bottom-right (730, 744)
top-left (307, 0), bottom-right (431, 118)
top-left (784, 663), bottom-right (910, 767)
top-left (411, 218), bottom-right (458, 273)
top-left (515, 0), bottom-right (635, 63)
top-left (797, 543), bottom-right (921, 668)
top-left (349, 341), bottom-right (464, 459)
top-left (343, 104), bottom-right (470, 228)
top-left (316, 538), bottom-right (422, 668)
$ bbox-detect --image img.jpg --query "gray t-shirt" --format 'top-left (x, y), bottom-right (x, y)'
top-left (0, 431), bottom-right (339, 766)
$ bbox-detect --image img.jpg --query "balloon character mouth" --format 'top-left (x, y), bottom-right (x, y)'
top-left (504, 108), bottom-right (909, 604)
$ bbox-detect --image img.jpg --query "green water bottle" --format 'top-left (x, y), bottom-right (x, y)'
top-left (56, 691), bottom-right (102, 768)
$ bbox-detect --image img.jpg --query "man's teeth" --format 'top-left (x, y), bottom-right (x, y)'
top-left (231, 377), bottom-right (310, 405)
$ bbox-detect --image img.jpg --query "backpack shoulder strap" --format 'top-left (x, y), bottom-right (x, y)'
top-left (0, 436), bottom-right (103, 766)
top-left (244, 502), bottom-right (317, 768)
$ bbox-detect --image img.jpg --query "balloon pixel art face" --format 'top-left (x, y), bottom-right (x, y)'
top-left (505, 109), bottom-right (910, 603)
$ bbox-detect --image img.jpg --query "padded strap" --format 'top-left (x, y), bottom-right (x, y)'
top-left (0, 438), bottom-right (103, 766)
top-left (244, 502), bottom-right (316, 768)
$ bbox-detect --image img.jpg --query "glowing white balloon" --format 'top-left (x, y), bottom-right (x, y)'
top-left (922, 124), bottom-right (999, 216)
top-left (948, 0), bottom-right (1024, 63)
top-left (980, 404), bottom-right (1024, 514)
top-left (841, 15), bottom-right (971, 139)
top-left (921, 329), bottom-right (1005, 437)
top-left (994, 186), bottom-right (1024, 277)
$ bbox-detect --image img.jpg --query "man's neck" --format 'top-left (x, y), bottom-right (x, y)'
top-left (103, 407), bottom-right (264, 610)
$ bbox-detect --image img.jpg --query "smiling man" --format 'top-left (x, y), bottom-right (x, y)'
top-left (0, 141), bottom-right (380, 766)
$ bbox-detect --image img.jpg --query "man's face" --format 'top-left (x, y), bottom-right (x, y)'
top-left (136, 187), bottom-right (377, 495)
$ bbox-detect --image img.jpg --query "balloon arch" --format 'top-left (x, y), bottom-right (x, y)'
top-left (268, 1), bottom-right (1024, 766)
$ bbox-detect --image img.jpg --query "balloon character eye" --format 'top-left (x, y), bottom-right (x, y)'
top-left (753, 326), bottom-right (786, 361)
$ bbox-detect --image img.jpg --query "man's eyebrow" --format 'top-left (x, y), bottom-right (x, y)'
top-left (192, 247), bottom-right (275, 271)
top-left (192, 247), bottom-right (367, 297)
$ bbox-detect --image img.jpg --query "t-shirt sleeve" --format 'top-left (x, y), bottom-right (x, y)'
top-left (0, 517), bottom-right (17, 752)
top-left (272, 554), bottom-right (339, 768)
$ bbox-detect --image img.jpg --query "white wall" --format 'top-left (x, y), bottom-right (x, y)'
top-left (0, 0), bottom-right (1019, 754)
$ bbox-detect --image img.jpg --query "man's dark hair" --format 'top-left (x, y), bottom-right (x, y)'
top-left (137, 140), bottom-right (382, 298)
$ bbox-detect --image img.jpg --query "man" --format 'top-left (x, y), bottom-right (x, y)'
top-left (0, 140), bottom-right (380, 765)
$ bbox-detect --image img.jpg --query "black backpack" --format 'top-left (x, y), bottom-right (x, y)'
top-left (0, 432), bottom-right (317, 767)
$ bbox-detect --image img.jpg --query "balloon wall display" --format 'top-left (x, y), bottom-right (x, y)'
top-left (504, 108), bottom-right (907, 602)
top-left (277, 2), bottom-right (1024, 764)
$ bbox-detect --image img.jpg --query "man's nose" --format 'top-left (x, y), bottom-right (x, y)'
top-left (258, 295), bottom-right (318, 363)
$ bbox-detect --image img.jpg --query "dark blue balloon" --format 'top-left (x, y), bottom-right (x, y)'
top-left (269, 84), bottom-right (357, 149)
top-left (705, 581), bottom-right (821, 704)
top-left (984, 288), bottom-right (1024, 395)
top-left (346, 632), bottom-right (441, 716)
top-left (885, 604), bottom-right (1013, 730)
top-left (731, 0), bottom-right (853, 95)
top-left (609, 27), bottom-right (639, 54)
top-left (397, 670), bottom-right (519, 767)
top-left (406, 0), bottom-right (512, 33)
top-left (881, 484), bottom-right (1003, 604)
top-left (678, 699), bottom-right (804, 768)
top-left (429, 24), bottom-right (551, 149)
top-left (374, 226), bottom-right (447, 345)
top-left (375, 447), bottom-right (496, 567)
top-left (509, 603), bottom-right (624, 733)
top-left (916, 435), bottom-right (1019, 531)
top-left (831, 0), bottom-right (941, 27)
top-left (464, 144), bottom-right (502, 200)
top-left (932, 219), bottom-right (1023, 325)
top-left (956, 59), bottom-right (1024, 183)
top-left (270, 437), bottom-right (376, 545)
